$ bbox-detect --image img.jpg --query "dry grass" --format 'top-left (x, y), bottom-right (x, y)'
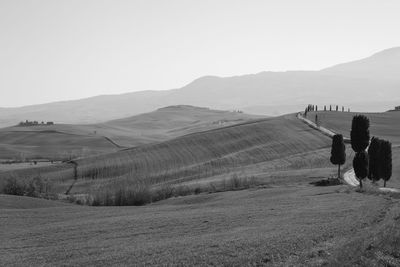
top-left (0, 106), bottom-right (261, 160)
top-left (81, 174), bottom-right (259, 206)
top-left (73, 115), bottom-right (330, 189)
top-left (0, 114), bottom-right (332, 197)
top-left (0, 184), bottom-right (392, 266)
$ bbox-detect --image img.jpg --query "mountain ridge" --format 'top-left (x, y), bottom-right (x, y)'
top-left (0, 47), bottom-right (399, 127)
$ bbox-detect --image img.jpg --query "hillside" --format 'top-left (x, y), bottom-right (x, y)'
top-left (0, 130), bottom-right (118, 160)
top-left (0, 114), bottom-right (334, 195)
top-left (2, 111), bottom-right (400, 266)
top-left (2, 186), bottom-right (395, 266)
top-left (1, 48), bottom-right (400, 127)
top-left (0, 106), bottom-right (261, 160)
top-left (94, 105), bottom-right (263, 147)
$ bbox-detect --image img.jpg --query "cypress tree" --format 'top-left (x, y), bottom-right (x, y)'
top-left (330, 105), bottom-right (332, 111)
top-left (380, 140), bottom-right (392, 187)
top-left (368, 137), bottom-right (381, 182)
top-left (330, 134), bottom-right (346, 179)
top-left (324, 105), bottom-right (326, 111)
top-left (353, 151), bottom-right (369, 188)
top-left (350, 115), bottom-right (370, 153)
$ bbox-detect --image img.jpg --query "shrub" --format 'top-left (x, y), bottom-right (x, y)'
top-left (2, 177), bottom-right (25, 196)
top-left (26, 176), bottom-right (46, 197)
top-left (91, 182), bottom-right (152, 206)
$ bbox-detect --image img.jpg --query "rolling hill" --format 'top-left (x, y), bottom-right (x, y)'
top-left (1, 47), bottom-right (400, 127)
top-left (0, 105), bottom-right (261, 160)
top-left (2, 111), bottom-right (400, 266)
top-left (0, 113), bottom-right (334, 195)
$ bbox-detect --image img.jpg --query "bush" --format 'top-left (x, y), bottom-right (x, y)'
top-left (91, 182), bottom-right (152, 206)
top-left (2, 177), bottom-right (26, 196)
top-left (2, 175), bottom-right (52, 198)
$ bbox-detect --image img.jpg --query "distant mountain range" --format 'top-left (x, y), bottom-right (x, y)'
top-left (1, 47), bottom-right (400, 128)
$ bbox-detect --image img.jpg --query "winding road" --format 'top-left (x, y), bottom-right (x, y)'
top-left (297, 113), bottom-right (400, 193)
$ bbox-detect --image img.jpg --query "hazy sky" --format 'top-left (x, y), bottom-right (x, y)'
top-left (1, 0), bottom-right (399, 107)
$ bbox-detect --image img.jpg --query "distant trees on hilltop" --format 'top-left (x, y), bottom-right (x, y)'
top-left (18, 120), bottom-right (54, 126)
top-left (303, 104), bottom-right (350, 117)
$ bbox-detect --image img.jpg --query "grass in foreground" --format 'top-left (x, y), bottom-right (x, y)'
top-left (1, 184), bottom-right (396, 266)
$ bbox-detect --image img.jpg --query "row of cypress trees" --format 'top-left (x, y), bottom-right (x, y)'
top-left (305, 104), bottom-right (350, 114)
top-left (330, 115), bottom-right (392, 188)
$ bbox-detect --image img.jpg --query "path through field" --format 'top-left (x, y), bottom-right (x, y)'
top-left (298, 112), bottom-right (400, 192)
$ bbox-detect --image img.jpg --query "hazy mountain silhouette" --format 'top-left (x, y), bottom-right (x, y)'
top-left (1, 47), bottom-right (399, 128)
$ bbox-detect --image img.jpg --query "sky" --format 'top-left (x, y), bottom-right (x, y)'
top-left (0, 0), bottom-right (400, 107)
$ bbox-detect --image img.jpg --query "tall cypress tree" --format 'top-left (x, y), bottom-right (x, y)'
top-left (330, 134), bottom-right (346, 179)
top-left (353, 151), bottom-right (369, 188)
top-left (380, 140), bottom-right (392, 187)
top-left (350, 115), bottom-right (370, 153)
top-left (351, 115), bottom-right (370, 188)
top-left (368, 137), bottom-right (381, 182)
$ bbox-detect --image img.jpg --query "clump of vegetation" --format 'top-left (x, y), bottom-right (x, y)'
top-left (2, 175), bottom-right (53, 197)
top-left (87, 174), bottom-right (258, 206)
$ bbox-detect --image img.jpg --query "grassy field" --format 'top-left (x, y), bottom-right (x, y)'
top-left (0, 105), bottom-right (260, 160)
top-left (1, 110), bottom-right (400, 266)
top-left (1, 185), bottom-right (399, 266)
top-left (0, 130), bottom-right (118, 160)
top-left (0, 114), bottom-right (334, 196)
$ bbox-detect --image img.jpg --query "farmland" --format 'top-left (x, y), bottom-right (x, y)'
top-left (1, 110), bottom-right (400, 266)
top-left (0, 105), bottom-right (260, 160)
top-left (1, 181), bottom-right (399, 266)
top-left (0, 113), bottom-right (334, 196)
